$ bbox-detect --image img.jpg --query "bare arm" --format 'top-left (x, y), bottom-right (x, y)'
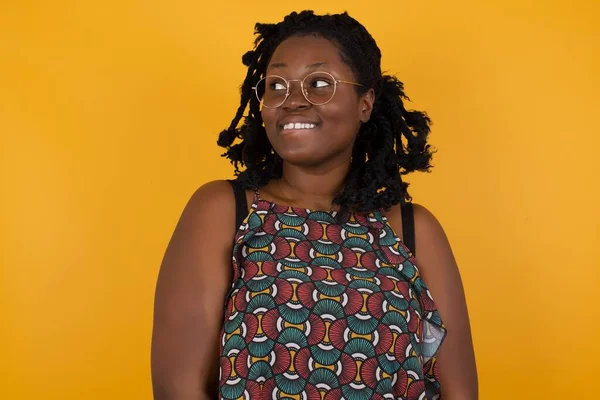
top-left (413, 204), bottom-right (478, 399)
top-left (151, 180), bottom-right (236, 400)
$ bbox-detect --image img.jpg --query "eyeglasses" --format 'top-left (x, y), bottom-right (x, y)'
top-left (252, 71), bottom-right (365, 109)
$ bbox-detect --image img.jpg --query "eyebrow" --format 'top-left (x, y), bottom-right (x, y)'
top-left (269, 61), bottom-right (329, 69)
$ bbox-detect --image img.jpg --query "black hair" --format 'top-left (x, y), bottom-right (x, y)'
top-left (217, 10), bottom-right (434, 212)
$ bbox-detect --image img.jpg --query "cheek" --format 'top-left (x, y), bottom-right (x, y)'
top-left (261, 109), bottom-right (277, 127)
top-left (321, 101), bottom-right (362, 135)
top-left (261, 110), bottom-right (277, 144)
top-left (324, 102), bottom-right (354, 120)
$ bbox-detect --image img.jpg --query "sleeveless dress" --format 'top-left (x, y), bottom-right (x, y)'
top-left (218, 191), bottom-right (447, 400)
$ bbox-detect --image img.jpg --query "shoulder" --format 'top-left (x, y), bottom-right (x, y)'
top-left (410, 203), bottom-right (459, 291)
top-left (412, 203), bottom-right (448, 243)
top-left (411, 203), bottom-right (454, 265)
top-left (179, 180), bottom-right (236, 234)
top-left (160, 180), bottom-right (237, 278)
top-left (383, 202), bottom-right (448, 248)
top-left (187, 179), bottom-right (235, 211)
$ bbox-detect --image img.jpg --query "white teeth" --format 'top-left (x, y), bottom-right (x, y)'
top-left (283, 123), bottom-right (316, 130)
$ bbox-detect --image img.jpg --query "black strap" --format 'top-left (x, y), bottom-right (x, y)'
top-left (401, 202), bottom-right (416, 256)
top-left (228, 180), bottom-right (248, 231)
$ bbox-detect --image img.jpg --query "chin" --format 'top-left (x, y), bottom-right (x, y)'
top-left (276, 148), bottom-right (329, 168)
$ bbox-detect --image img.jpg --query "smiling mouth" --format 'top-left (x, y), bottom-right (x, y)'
top-left (281, 122), bottom-right (318, 131)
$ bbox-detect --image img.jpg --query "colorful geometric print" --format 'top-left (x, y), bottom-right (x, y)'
top-left (219, 197), bottom-right (447, 400)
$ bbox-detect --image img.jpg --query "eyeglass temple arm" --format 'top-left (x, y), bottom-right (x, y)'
top-left (337, 80), bottom-right (366, 88)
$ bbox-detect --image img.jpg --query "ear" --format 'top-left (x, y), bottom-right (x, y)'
top-left (359, 88), bottom-right (375, 123)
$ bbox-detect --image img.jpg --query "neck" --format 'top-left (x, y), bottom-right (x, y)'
top-left (277, 159), bottom-right (351, 211)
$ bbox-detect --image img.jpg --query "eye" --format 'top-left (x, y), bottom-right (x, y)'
top-left (269, 82), bottom-right (287, 91)
top-left (311, 79), bottom-right (332, 88)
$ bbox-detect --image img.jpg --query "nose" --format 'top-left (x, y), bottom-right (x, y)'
top-left (282, 80), bottom-right (310, 110)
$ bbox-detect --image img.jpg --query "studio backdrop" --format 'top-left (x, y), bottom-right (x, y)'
top-left (1, 0), bottom-right (598, 399)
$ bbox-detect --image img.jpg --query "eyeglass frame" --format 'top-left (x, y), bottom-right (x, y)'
top-left (251, 71), bottom-right (366, 109)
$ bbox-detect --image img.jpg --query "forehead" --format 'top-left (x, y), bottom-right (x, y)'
top-left (267, 35), bottom-right (350, 74)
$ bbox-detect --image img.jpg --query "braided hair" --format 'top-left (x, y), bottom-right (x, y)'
top-left (217, 10), bottom-right (433, 212)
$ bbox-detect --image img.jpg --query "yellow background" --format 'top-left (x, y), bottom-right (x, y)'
top-left (1, 0), bottom-right (599, 398)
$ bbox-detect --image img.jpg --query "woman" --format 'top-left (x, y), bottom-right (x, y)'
top-left (151, 10), bottom-right (477, 400)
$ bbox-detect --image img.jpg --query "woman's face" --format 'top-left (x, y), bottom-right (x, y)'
top-left (261, 35), bottom-right (373, 168)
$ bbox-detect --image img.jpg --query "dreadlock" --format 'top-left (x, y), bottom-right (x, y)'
top-left (217, 10), bottom-right (433, 212)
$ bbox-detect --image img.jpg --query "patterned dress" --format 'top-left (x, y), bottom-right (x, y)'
top-left (219, 193), bottom-right (446, 400)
